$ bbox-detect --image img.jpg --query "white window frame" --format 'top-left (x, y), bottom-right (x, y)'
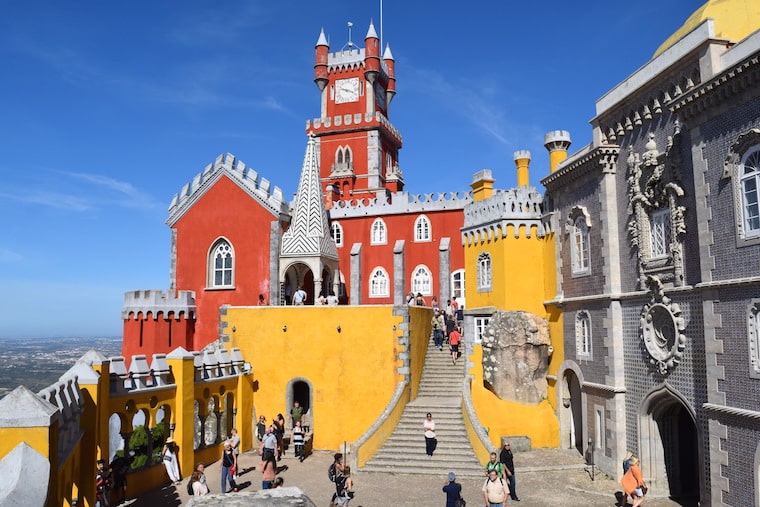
top-left (571, 217), bottom-right (590, 274)
top-left (474, 316), bottom-right (490, 344)
top-left (649, 208), bottom-right (671, 259)
top-left (477, 253), bottom-right (492, 292)
top-left (208, 239), bottom-right (234, 289)
top-left (414, 214), bottom-right (432, 242)
top-left (331, 222), bottom-right (343, 247)
top-left (371, 218), bottom-right (387, 245)
top-left (411, 265), bottom-right (432, 296)
top-left (369, 267), bottom-right (389, 298)
top-left (740, 147), bottom-right (760, 238)
top-left (451, 269), bottom-right (465, 309)
top-left (575, 310), bottom-right (591, 358)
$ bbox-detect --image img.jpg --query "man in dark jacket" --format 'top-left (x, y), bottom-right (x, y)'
top-left (443, 471), bottom-right (462, 507)
top-left (500, 441), bottom-right (520, 501)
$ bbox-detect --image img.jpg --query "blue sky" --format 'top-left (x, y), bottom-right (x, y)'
top-left (0, 1), bottom-right (702, 338)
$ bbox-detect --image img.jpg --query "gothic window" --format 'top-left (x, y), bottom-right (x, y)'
top-left (209, 239), bottom-right (233, 288)
top-left (741, 147), bottom-right (760, 237)
top-left (386, 154), bottom-right (393, 177)
top-left (414, 215), bottom-right (431, 242)
top-left (575, 310), bottom-right (591, 358)
top-left (371, 218), bottom-right (387, 245)
top-left (477, 253), bottom-right (492, 292)
top-left (332, 146), bottom-right (353, 176)
top-left (369, 267), bottom-right (389, 298)
top-left (567, 206), bottom-right (591, 276)
top-left (331, 222), bottom-right (343, 247)
top-left (411, 265), bottom-right (432, 296)
top-left (649, 208), bottom-right (671, 259)
top-left (749, 300), bottom-right (760, 378)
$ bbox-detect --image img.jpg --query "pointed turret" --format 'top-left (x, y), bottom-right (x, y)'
top-left (314, 28), bottom-right (329, 92)
top-left (383, 44), bottom-right (396, 107)
top-left (364, 21), bottom-right (380, 84)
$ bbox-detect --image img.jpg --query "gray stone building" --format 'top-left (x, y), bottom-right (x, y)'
top-left (541, 11), bottom-right (760, 507)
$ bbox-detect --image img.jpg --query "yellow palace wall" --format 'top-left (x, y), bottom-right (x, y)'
top-left (224, 305), bottom-right (416, 452)
top-left (463, 224), bottom-right (561, 448)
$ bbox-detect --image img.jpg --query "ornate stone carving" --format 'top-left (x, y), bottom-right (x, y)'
top-left (481, 310), bottom-right (551, 405)
top-left (640, 277), bottom-right (687, 375)
top-left (626, 130), bottom-right (687, 289)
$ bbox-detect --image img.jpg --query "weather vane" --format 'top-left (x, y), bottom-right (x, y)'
top-left (347, 21), bottom-right (354, 49)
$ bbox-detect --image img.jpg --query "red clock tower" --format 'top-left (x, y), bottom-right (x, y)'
top-left (308, 22), bottom-right (403, 201)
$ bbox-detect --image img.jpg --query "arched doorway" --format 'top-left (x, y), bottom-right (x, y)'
top-left (282, 262), bottom-right (315, 305)
top-left (639, 384), bottom-right (700, 504)
top-left (287, 378), bottom-right (313, 432)
top-left (561, 367), bottom-right (584, 455)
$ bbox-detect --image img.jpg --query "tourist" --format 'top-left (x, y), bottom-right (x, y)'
top-left (95, 459), bottom-right (112, 507)
top-left (482, 468), bottom-right (509, 507)
top-left (423, 412), bottom-right (437, 457)
top-left (190, 470), bottom-right (208, 496)
top-left (292, 420), bottom-right (306, 462)
top-left (293, 286), bottom-right (307, 305)
top-left (220, 441), bottom-right (238, 493)
top-left (335, 466), bottom-right (354, 506)
top-left (327, 291), bottom-right (339, 306)
top-left (291, 400), bottom-right (304, 427)
top-left (260, 450), bottom-right (277, 489)
top-left (442, 472), bottom-right (462, 507)
top-left (195, 462), bottom-right (209, 493)
top-left (432, 311), bottom-right (444, 350)
top-left (256, 415), bottom-right (267, 441)
top-left (621, 456), bottom-right (647, 507)
top-left (109, 453), bottom-right (130, 505)
top-left (273, 477), bottom-right (284, 488)
top-left (415, 292), bottom-right (425, 306)
top-left (431, 295), bottom-right (439, 311)
top-left (275, 413), bottom-right (287, 458)
top-left (449, 326), bottom-right (462, 365)
top-left (406, 291), bottom-right (415, 305)
top-left (261, 425), bottom-right (278, 460)
top-left (258, 293), bottom-right (267, 305)
top-left (228, 428), bottom-right (241, 479)
top-left (500, 441), bottom-right (519, 501)
top-left (329, 453), bottom-right (345, 506)
top-left (485, 451), bottom-right (506, 479)
top-left (161, 438), bottom-right (181, 484)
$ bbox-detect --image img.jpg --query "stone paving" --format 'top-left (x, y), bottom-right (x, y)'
top-left (128, 447), bottom-right (687, 506)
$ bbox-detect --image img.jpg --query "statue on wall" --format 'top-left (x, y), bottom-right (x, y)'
top-left (481, 310), bottom-right (551, 405)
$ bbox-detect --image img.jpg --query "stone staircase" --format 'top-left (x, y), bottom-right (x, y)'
top-left (362, 339), bottom-right (485, 477)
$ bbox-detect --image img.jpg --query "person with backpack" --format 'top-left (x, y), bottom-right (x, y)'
top-left (334, 466), bottom-right (355, 506)
top-left (95, 459), bottom-right (112, 507)
top-left (482, 468), bottom-right (510, 506)
top-left (328, 453), bottom-right (345, 506)
top-left (187, 462), bottom-right (208, 496)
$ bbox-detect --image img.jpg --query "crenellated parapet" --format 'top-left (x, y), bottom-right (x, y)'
top-left (306, 111), bottom-right (402, 145)
top-left (122, 289), bottom-right (196, 320)
top-left (167, 153), bottom-right (289, 226)
top-left (37, 371), bottom-right (86, 464)
top-left (461, 186), bottom-right (544, 244)
top-left (329, 189), bottom-right (471, 219)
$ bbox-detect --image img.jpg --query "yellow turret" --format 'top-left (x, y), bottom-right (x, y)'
top-left (514, 150), bottom-right (531, 187)
top-left (544, 131), bottom-right (572, 173)
top-left (470, 169), bottom-right (495, 202)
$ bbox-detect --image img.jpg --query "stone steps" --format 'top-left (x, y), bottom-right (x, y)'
top-left (362, 339), bottom-right (483, 477)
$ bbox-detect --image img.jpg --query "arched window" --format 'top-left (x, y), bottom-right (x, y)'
top-left (411, 265), bottom-right (432, 296)
top-left (331, 221), bottom-right (343, 247)
top-left (568, 207), bottom-right (591, 275)
top-left (477, 253), bottom-right (492, 291)
top-left (575, 310), bottom-right (592, 358)
top-left (369, 267), bottom-right (389, 297)
top-left (649, 208), bottom-right (671, 259)
top-left (740, 147), bottom-right (760, 237)
top-left (209, 239), bottom-right (234, 288)
top-left (371, 218), bottom-right (387, 245)
top-left (414, 215), bottom-right (432, 242)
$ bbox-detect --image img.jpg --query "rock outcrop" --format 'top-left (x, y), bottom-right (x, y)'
top-left (481, 310), bottom-right (551, 404)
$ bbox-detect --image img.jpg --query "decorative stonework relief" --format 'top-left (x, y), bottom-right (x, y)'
top-left (640, 276), bottom-right (687, 375)
top-left (626, 129), bottom-right (687, 289)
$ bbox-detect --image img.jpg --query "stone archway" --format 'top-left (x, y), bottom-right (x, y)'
top-left (639, 384), bottom-right (700, 503)
top-left (282, 262), bottom-right (316, 305)
top-left (559, 364), bottom-right (585, 455)
top-left (286, 377), bottom-right (313, 432)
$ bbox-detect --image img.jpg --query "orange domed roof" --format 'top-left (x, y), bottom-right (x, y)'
top-left (654, 0), bottom-right (760, 57)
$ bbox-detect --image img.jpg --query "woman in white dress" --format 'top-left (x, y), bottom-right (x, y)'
top-left (161, 438), bottom-right (181, 484)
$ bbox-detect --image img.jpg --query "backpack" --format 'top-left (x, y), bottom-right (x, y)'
top-left (186, 479), bottom-right (194, 496)
top-left (328, 462), bottom-right (338, 482)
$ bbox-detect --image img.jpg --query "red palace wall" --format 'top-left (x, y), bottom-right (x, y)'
top-left (172, 176), bottom-right (280, 350)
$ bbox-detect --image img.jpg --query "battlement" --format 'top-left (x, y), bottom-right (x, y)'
top-left (122, 289), bottom-right (196, 320)
top-left (329, 189), bottom-right (471, 219)
top-left (306, 111), bottom-right (402, 144)
top-left (167, 153), bottom-right (288, 226)
top-left (326, 47), bottom-right (390, 76)
top-left (461, 186), bottom-right (545, 242)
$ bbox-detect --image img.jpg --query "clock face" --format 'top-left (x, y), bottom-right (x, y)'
top-left (335, 77), bottom-right (359, 104)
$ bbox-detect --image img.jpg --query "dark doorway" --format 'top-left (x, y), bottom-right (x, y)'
top-left (657, 402), bottom-right (699, 504)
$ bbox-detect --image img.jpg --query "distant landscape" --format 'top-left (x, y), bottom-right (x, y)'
top-left (0, 337), bottom-right (122, 398)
